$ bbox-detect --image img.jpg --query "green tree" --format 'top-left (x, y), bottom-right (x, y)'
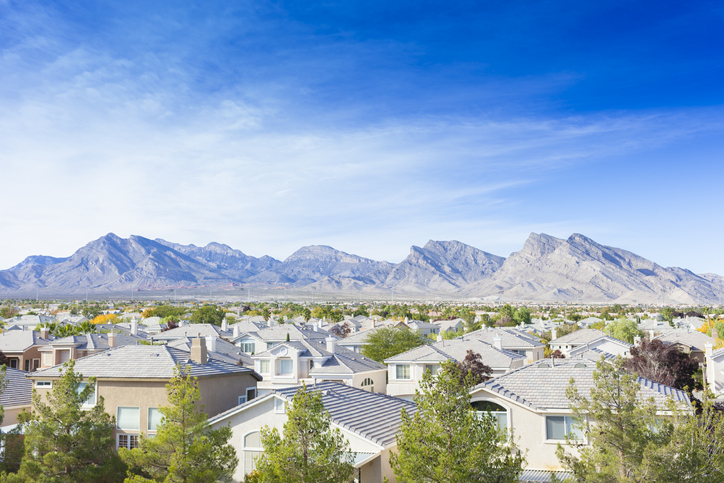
top-left (360, 327), bottom-right (429, 363)
top-left (254, 384), bottom-right (354, 483)
top-left (12, 360), bottom-right (124, 482)
top-left (556, 357), bottom-right (664, 482)
top-left (514, 307), bottom-right (532, 325)
top-left (120, 365), bottom-right (237, 483)
top-left (301, 308), bottom-right (312, 323)
top-left (645, 395), bottom-right (724, 482)
top-left (189, 306), bottom-right (226, 325)
top-left (605, 319), bottom-right (643, 344)
top-left (391, 361), bottom-right (524, 483)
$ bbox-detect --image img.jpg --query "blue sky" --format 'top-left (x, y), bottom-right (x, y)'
top-left (1, 0), bottom-right (723, 273)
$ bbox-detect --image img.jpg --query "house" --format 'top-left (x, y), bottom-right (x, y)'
top-left (471, 359), bottom-right (690, 479)
top-left (654, 330), bottom-right (715, 363)
top-left (151, 323), bottom-right (232, 343)
top-left (28, 338), bottom-right (261, 450)
top-left (405, 320), bottom-right (440, 336)
top-left (37, 331), bottom-right (146, 369)
top-left (3, 314), bottom-right (55, 331)
top-left (252, 337), bottom-right (386, 395)
top-left (232, 324), bottom-right (332, 355)
top-left (705, 343), bottom-right (724, 393)
top-left (465, 327), bottom-right (545, 362)
top-left (167, 336), bottom-right (254, 368)
top-left (567, 335), bottom-right (633, 359)
top-left (433, 318), bottom-right (465, 334)
top-left (207, 381), bottom-right (416, 483)
top-left (549, 329), bottom-right (606, 357)
top-left (336, 328), bottom-right (378, 354)
top-left (0, 329), bottom-right (55, 371)
top-left (385, 337), bottom-right (525, 400)
top-left (0, 367), bottom-right (32, 425)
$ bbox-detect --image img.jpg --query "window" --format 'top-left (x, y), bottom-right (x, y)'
top-left (35, 380), bottom-right (52, 388)
top-left (395, 365), bottom-right (411, 380)
top-left (148, 408), bottom-right (163, 432)
top-left (274, 398), bottom-right (286, 413)
top-left (244, 431), bottom-right (263, 474)
top-left (32, 359), bottom-right (40, 371)
top-left (278, 359), bottom-right (293, 375)
top-left (267, 342), bottom-right (278, 350)
top-left (239, 395), bottom-right (247, 405)
top-left (361, 377), bottom-right (374, 392)
top-left (424, 364), bottom-right (441, 375)
top-left (239, 340), bottom-right (255, 354)
top-left (117, 407), bottom-right (140, 431)
top-left (24, 360), bottom-right (30, 371)
top-left (117, 434), bottom-right (139, 450)
top-left (246, 388), bottom-right (256, 401)
top-left (471, 401), bottom-right (508, 432)
top-left (77, 382), bottom-right (97, 407)
top-left (546, 415), bottom-right (584, 441)
top-left (259, 360), bottom-right (270, 374)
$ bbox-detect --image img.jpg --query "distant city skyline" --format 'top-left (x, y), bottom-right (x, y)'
top-left (1, 1), bottom-right (723, 274)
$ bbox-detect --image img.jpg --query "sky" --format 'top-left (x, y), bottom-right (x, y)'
top-left (1, 0), bottom-right (723, 273)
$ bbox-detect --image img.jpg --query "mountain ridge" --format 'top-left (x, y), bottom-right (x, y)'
top-left (0, 232), bottom-right (720, 303)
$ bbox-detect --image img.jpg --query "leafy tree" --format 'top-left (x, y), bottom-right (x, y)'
top-left (142, 305), bottom-right (187, 319)
top-left (645, 395), bottom-right (724, 482)
top-left (120, 364), bottom-right (237, 483)
top-left (391, 361), bottom-right (524, 483)
top-left (81, 305), bottom-right (102, 320)
top-left (360, 327), bottom-right (429, 364)
top-left (556, 357), bottom-right (664, 482)
top-left (514, 307), bottom-right (532, 324)
top-left (12, 360), bottom-right (125, 482)
top-left (661, 308), bottom-right (675, 328)
top-left (254, 384), bottom-right (354, 483)
top-left (352, 305), bottom-right (369, 317)
top-left (329, 322), bottom-right (351, 338)
top-left (605, 319), bottom-right (643, 344)
top-left (261, 308), bottom-right (271, 323)
top-left (456, 350), bottom-right (493, 385)
top-left (624, 338), bottom-right (701, 391)
top-left (190, 305), bottom-right (225, 325)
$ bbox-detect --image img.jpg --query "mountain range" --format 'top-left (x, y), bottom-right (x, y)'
top-left (1, 232), bottom-right (722, 304)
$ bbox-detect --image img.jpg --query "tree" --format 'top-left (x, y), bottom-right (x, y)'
top-left (556, 357), bottom-right (664, 482)
top-left (261, 308), bottom-right (271, 323)
top-left (254, 384), bottom-right (354, 483)
top-left (514, 307), bottom-right (532, 325)
top-left (360, 327), bottom-right (429, 363)
top-left (190, 306), bottom-right (225, 325)
top-left (644, 395), bottom-right (724, 482)
top-left (120, 364), bottom-right (237, 483)
top-left (456, 350), bottom-right (493, 385)
top-left (329, 322), bottom-right (351, 338)
top-left (12, 360), bottom-right (125, 482)
top-left (624, 338), bottom-right (701, 391)
top-left (605, 319), bottom-right (643, 344)
top-left (301, 308), bottom-right (312, 323)
top-left (391, 361), bottom-right (524, 483)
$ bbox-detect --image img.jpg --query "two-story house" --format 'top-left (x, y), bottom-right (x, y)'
top-left (28, 338), bottom-right (261, 450)
top-left (466, 327), bottom-right (546, 362)
top-left (233, 324), bottom-right (332, 355)
top-left (549, 329), bottom-right (606, 357)
top-left (0, 329), bottom-right (55, 371)
top-left (384, 336), bottom-right (526, 400)
top-left (252, 336), bottom-right (386, 395)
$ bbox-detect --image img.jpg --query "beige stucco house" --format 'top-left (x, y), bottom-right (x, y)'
top-left (27, 337), bottom-right (261, 450)
top-left (0, 367), bottom-right (32, 426)
top-left (207, 381), bottom-right (416, 483)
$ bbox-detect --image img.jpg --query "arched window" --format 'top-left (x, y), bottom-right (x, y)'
top-left (244, 431), bottom-right (263, 474)
top-left (471, 400), bottom-right (508, 432)
top-left (361, 377), bottom-right (374, 392)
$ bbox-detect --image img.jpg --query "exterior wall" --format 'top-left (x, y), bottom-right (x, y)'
top-left (6, 346), bottom-right (44, 372)
top-left (470, 389), bottom-right (581, 471)
top-left (2, 405), bottom-right (29, 426)
top-left (351, 369), bottom-right (387, 394)
top-left (526, 347), bottom-right (545, 362)
top-left (198, 374), bottom-right (260, 418)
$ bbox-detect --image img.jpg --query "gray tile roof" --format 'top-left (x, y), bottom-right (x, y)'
top-left (654, 331), bottom-right (715, 351)
top-left (478, 359), bottom-right (690, 411)
top-left (210, 381), bottom-right (416, 447)
top-left (465, 327), bottom-right (544, 349)
top-left (151, 324), bottom-right (231, 341)
top-left (0, 367), bottom-right (32, 408)
top-left (30, 345), bottom-right (261, 380)
top-left (167, 337), bottom-right (254, 367)
top-left (384, 338), bottom-right (524, 369)
top-left (42, 333), bottom-right (145, 351)
top-left (0, 330), bottom-right (54, 353)
top-left (550, 328), bottom-right (606, 345)
top-left (249, 324), bottom-right (332, 342)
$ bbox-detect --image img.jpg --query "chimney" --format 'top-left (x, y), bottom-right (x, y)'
top-left (706, 342), bottom-right (714, 359)
top-left (40, 327), bottom-right (50, 339)
top-left (221, 318), bottom-right (228, 332)
top-left (326, 336), bottom-right (336, 354)
top-left (233, 325), bottom-right (240, 338)
top-left (313, 322), bottom-right (318, 332)
top-left (131, 319), bottom-right (138, 336)
top-left (551, 328), bottom-right (557, 340)
top-left (109, 331), bottom-right (117, 348)
top-left (649, 329), bottom-right (655, 340)
top-left (371, 317), bottom-right (376, 329)
top-left (634, 336), bottom-right (641, 346)
top-left (205, 336), bottom-right (217, 353)
top-left (404, 316), bottom-right (409, 323)
top-left (436, 334), bottom-right (443, 342)
top-left (191, 335), bottom-right (208, 364)
top-left (493, 334), bottom-right (503, 351)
